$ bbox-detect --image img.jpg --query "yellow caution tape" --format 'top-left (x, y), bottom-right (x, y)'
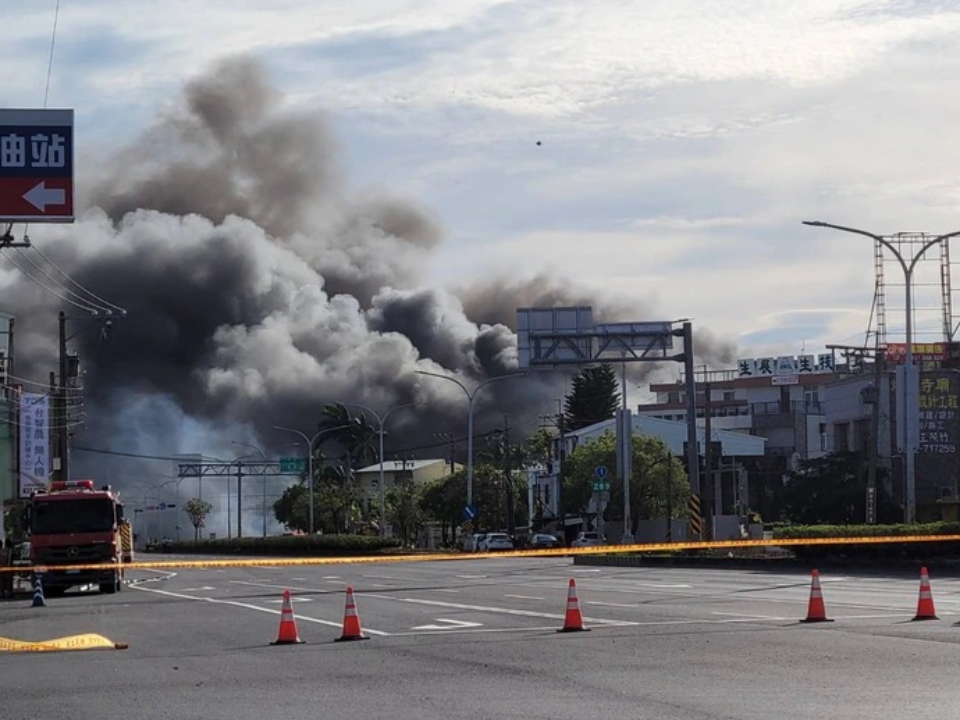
top-left (0, 634), bottom-right (128, 653)
top-left (1, 534), bottom-right (959, 573)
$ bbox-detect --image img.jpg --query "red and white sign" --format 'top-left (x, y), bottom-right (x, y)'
top-left (0, 108), bottom-right (74, 223)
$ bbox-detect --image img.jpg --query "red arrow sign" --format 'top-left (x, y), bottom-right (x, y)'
top-left (0, 177), bottom-right (73, 221)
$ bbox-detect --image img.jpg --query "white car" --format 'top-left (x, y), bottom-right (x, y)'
top-left (464, 533), bottom-right (486, 552)
top-left (478, 533), bottom-right (514, 552)
top-left (570, 531), bottom-right (606, 548)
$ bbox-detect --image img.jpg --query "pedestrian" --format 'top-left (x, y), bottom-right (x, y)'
top-left (0, 539), bottom-right (14, 599)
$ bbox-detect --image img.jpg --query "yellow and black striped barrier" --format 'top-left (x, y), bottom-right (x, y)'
top-left (687, 495), bottom-right (702, 539)
top-left (0, 633), bottom-right (128, 653)
top-left (4, 534), bottom-right (960, 573)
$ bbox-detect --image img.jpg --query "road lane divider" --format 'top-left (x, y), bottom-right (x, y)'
top-left (5, 533), bottom-right (960, 574)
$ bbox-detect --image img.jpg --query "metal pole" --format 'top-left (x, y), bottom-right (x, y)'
top-left (621, 361), bottom-right (632, 543)
top-left (682, 322), bottom-right (701, 499)
top-left (236, 461), bottom-right (243, 538)
top-left (378, 421), bottom-right (385, 535)
top-left (226, 469), bottom-right (231, 539)
top-left (58, 311), bottom-right (68, 483)
top-left (307, 441), bottom-right (314, 534)
top-left (467, 393), bottom-right (476, 508)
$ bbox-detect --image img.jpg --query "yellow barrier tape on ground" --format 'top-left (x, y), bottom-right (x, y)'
top-left (0, 634), bottom-right (127, 653)
top-left (2, 534), bottom-right (959, 573)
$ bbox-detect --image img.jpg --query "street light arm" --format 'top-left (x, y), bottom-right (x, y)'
top-left (231, 440), bottom-right (266, 461)
top-left (415, 369), bottom-right (470, 399)
top-left (910, 230), bottom-right (960, 274)
top-left (803, 220), bottom-right (909, 275)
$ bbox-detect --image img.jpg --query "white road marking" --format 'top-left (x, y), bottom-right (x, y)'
top-left (504, 594), bottom-right (545, 601)
top-left (456, 574), bottom-right (488, 579)
top-left (291, 577), bottom-right (308, 581)
top-left (132, 585), bottom-right (389, 635)
top-left (179, 586), bottom-right (216, 592)
top-left (712, 611), bottom-right (783, 620)
top-left (384, 596), bottom-right (638, 626)
top-left (363, 573), bottom-right (422, 581)
top-left (427, 589), bottom-right (460, 594)
top-left (586, 601), bottom-right (636, 608)
top-left (369, 583), bottom-right (392, 588)
top-left (412, 619), bottom-right (482, 631)
top-left (322, 575), bottom-right (341, 580)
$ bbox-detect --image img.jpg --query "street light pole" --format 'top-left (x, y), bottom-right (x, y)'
top-left (415, 371), bottom-right (527, 514)
top-left (803, 221), bottom-right (960, 523)
top-left (273, 423), bottom-right (357, 535)
top-left (231, 441), bottom-right (267, 537)
top-left (340, 402), bottom-right (419, 537)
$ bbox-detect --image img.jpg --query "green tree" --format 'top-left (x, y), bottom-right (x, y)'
top-left (273, 481), bottom-right (308, 532)
top-left (184, 497), bottom-right (213, 540)
top-left (387, 479), bottom-right (424, 546)
top-left (564, 364), bottom-right (621, 431)
top-left (420, 473), bottom-right (466, 546)
top-left (564, 431), bottom-right (687, 534)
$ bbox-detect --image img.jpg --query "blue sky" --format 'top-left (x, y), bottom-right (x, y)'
top-left (6, 0), bottom-right (960, 363)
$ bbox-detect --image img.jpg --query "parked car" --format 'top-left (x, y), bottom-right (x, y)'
top-left (571, 531), bottom-right (606, 548)
top-left (529, 533), bottom-right (563, 549)
top-left (478, 533), bottom-right (514, 552)
top-left (464, 533), bottom-right (486, 552)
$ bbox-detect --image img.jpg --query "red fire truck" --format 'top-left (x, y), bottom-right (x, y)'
top-left (24, 480), bottom-right (128, 595)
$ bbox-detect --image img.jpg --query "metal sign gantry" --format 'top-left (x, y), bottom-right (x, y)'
top-left (516, 307), bottom-right (702, 540)
top-left (177, 461), bottom-right (303, 538)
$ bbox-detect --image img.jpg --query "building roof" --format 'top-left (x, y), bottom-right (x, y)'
top-left (570, 415), bottom-right (766, 456)
top-left (355, 459), bottom-right (448, 474)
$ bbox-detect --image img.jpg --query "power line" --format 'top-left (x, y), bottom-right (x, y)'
top-left (0, 249), bottom-right (101, 314)
top-left (14, 247), bottom-right (114, 314)
top-left (43, 0), bottom-right (61, 108)
top-left (30, 243), bottom-right (127, 316)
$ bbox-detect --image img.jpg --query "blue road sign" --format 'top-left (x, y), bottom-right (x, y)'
top-left (595, 465), bottom-right (608, 480)
top-left (463, 504), bottom-right (478, 520)
top-left (158, 502), bottom-right (167, 510)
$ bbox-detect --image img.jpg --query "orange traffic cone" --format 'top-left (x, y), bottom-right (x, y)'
top-left (913, 567), bottom-right (939, 621)
top-left (335, 586), bottom-right (369, 642)
top-left (271, 590), bottom-right (304, 645)
top-left (800, 569), bottom-right (833, 623)
top-left (557, 578), bottom-right (589, 633)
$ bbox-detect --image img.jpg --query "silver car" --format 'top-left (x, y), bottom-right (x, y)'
top-left (479, 533), bottom-right (514, 552)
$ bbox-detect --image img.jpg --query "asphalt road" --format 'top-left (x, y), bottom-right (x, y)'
top-left (3, 556), bottom-right (960, 720)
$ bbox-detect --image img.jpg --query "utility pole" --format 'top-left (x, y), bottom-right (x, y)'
top-left (557, 400), bottom-right (566, 543)
top-left (703, 379), bottom-right (714, 541)
top-left (58, 311), bottom-right (68, 483)
top-left (236, 461), bottom-right (243, 538)
top-left (503, 414), bottom-right (515, 535)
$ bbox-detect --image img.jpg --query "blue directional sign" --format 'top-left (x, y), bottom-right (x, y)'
top-left (462, 504), bottom-right (478, 520)
top-left (158, 502), bottom-right (167, 510)
top-left (595, 465), bottom-right (608, 480)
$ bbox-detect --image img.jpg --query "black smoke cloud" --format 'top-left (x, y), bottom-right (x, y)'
top-left (5, 56), bottom-right (734, 488)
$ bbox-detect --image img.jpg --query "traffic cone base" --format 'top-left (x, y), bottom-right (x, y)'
top-left (31, 574), bottom-right (46, 608)
top-left (800, 569), bottom-right (833, 623)
top-left (336, 586), bottom-right (369, 642)
top-left (271, 590), bottom-right (304, 645)
top-left (557, 578), bottom-right (590, 633)
top-left (913, 567), bottom-right (939, 621)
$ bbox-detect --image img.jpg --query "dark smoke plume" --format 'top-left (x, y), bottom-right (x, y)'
top-left (4, 56), bottom-right (732, 505)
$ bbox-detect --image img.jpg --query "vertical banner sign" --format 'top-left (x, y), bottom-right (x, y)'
top-left (19, 393), bottom-right (50, 497)
top-left (0, 108), bottom-right (74, 223)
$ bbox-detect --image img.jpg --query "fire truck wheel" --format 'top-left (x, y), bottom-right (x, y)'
top-left (99, 573), bottom-right (120, 594)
